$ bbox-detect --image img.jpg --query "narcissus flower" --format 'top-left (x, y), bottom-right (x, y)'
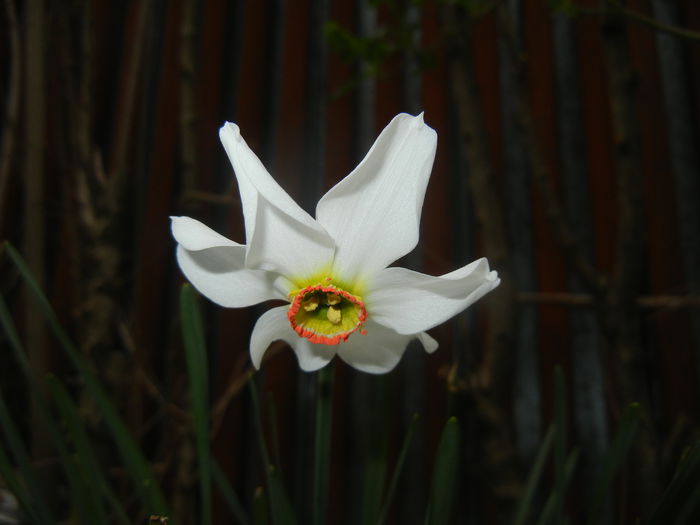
top-left (171, 113), bottom-right (499, 373)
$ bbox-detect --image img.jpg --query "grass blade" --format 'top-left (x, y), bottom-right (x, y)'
top-left (363, 447), bottom-right (387, 524)
top-left (180, 284), bottom-right (212, 525)
top-left (376, 413), bottom-right (420, 525)
top-left (535, 448), bottom-right (580, 525)
top-left (673, 476), bottom-right (700, 525)
top-left (648, 440), bottom-right (700, 525)
top-left (2, 295), bottom-right (106, 523)
top-left (512, 424), bottom-right (556, 525)
top-left (585, 402), bottom-right (640, 525)
top-left (249, 376), bottom-right (297, 525)
top-left (212, 460), bottom-right (252, 525)
top-left (47, 375), bottom-right (131, 525)
top-left (4, 243), bottom-right (169, 516)
top-left (0, 393), bottom-right (53, 524)
top-left (554, 366), bottom-right (567, 524)
top-left (0, 441), bottom-right (34, 521)
top-left (427, 416), bottom-right (460, 525)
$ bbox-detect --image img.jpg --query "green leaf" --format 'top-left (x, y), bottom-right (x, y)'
top-left (0, 441), bottom-right (36, 521)
top-left (427, 417), bottom-right (460, 525)
top-left (553, 366), bottom-right (567, 524)
top-left (180, 284), bottom-right (212, 525)
top-left (648, 440), bottom-right (700, 525)
top-left (0, 393), bottom-right (53, 524)
top-left (363, 451), bottom-right (387, 524)
top-left (512, 424), bottom-right (556, 525)
top-left (249, 376), bottom-right (297, 525)
top-left (212, 460), bottom-right (252, 525)
top-left (673, 475), bottom-right (700, 525)
top-left (254, 485), bottom-right (269, 525)
top-left (535, 448), bottom-right (580, 525)
top-left (47, 375), bottom-right (130, 525)
top-left (4, 243), bottom-right (169, 516)
top-left (377, 413), bottom-right (420, 525)
top-left (1, 295), bottom-right (106, 523)
top-left (585, 403), bottom-right (640, 525)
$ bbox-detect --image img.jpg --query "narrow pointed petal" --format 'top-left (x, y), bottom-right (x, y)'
top-left (176, 245), bottom-right (289, 307)
top-left (172, 216), bottom-right (290, 306)
top-left (171, 216), bottom-right (240, 250)
top-left (366, 258), bottom-right (500, 335)
top-left (250, 306), bottom-right (337, 371)
top-left (336, 320), bottom-right (437, 374)
top-left (417, 331), bottom-right (439, 354)
top-left (316, 113), bottom-right (437, 282)
top-left (220, 123), bottom-right (335, 279)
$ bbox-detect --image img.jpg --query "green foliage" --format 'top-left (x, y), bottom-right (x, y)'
top-left (180, 284), bottom-right (212, 525)
top-left (376, 413), bottom-right (420, 525)
top-left (548, 0), bottom-right (578, 16)
top-left (0, 244), bottom-right (252, 524)
top-left (426, 417), bottom-right (460, 525)
top-left (512, 370), bottom-right (652, 525)
top-left (248, 376), bottom-right (297, 525)
top-left (324, 3), bottom-right (436, 98)
top-left (3, 243), bottom-right (170, 517)
top-left (586, 403), bottom-right (641, 525)
top-left (324, 21), bottom-right (397, 75)
top-left (47, 375), bottom-right (130, 525)
top-left (2, 244), bottom-right (700, 523)
top-left (648, 440), bottom-right (700, 524)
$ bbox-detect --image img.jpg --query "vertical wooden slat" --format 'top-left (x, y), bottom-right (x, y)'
top-left (397, 2), bottom-right (428, 523)
top-left (552, 6), bottom-right (609, 511)
top-left (260, 0), bottom-right (286, 169)
top-left (446, 6), bottom-right (520, 520)
top-left (346, 2), bottom-right (378, 522)
top-left (600, 4), bottom-right (661, 511)
top-left (444, 21), bottom-right (480, 525)
top-left (0, 0), bottom-right (19, 216)
top-left (651, 0), bottom-right (700, 393)
top-left (302, 0), bottom-right (329, 211)
top-left (131, 0), bottom-right (178, 436)
top-left (498, 0), bottom-right (541, 464)
top-left (23, 0), bottom-right (48, 458)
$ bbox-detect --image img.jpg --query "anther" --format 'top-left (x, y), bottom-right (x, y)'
top-left (301, 295), bottom-right (320, 312)
top-left (326, 293), bottom-right (341, 306)
top-left (327, 305), bottom-right (342, 324)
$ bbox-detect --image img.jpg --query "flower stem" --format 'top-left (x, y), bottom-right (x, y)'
top-left (313, 363), bottom-right (334, 525)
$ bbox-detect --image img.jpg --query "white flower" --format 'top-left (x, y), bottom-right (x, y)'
top-left (171, 113), bottom-right (499, 374)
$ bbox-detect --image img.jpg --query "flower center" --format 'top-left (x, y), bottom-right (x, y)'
top-left (288, 280), bottom-right (367, 345)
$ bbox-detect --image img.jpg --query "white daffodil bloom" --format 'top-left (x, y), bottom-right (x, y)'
top-left (171, 113), bottom-right (499, 374)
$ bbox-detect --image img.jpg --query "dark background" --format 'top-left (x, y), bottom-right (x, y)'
top-left (1, 0), bottom-right (700, 523)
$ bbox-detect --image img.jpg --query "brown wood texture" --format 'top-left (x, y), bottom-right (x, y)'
top-left (1, 0), bottom-right (699, 522)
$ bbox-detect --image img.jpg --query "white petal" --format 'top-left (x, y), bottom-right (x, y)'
top-left (176, 245), bottom-right (288, 307)
top-left (250, 306), bottom-right (337, 371)
top-left (336, 320), bottom-right (436, 374)
top-left (220, 123), bottom-right (335, 279)
top-left (417, 331), bottom-right (439, 354)
top-left (171, 216), bottom-right (239, 251)
top-left (316, 113), bottom-right (437, 282)
top-left (366, 258), bottom-right (500, 335)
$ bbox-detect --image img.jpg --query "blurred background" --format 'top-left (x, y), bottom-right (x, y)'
top-left (1, 0), bottom-right (700, 523)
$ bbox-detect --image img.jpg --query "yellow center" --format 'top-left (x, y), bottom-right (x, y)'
top-left (287, 280), bottom-right (367, 345)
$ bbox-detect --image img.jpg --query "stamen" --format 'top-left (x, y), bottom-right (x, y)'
top-left (301, 295), bottom-right (320, 312)
top-left (327, 305), bottom-right (341, 324)
top-left (287, 281), bottom-right (368, 345)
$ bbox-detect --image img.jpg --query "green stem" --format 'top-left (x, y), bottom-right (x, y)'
top-left (313, 364), bottom-right (334, 525)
